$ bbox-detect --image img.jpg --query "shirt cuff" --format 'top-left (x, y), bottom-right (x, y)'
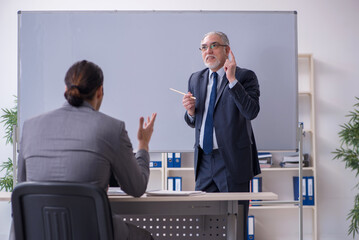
top-left (229, 79), bottom-right (238, 88)
top-left (187, 112), bottom-right (195, 122)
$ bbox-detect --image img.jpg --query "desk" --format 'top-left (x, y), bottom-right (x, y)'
top-left (111, 192), bottom-right (277, 240)
top-left (1, 192), bottom-right (277, 240)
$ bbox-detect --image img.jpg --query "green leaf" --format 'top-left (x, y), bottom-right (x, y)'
top-left (0, 96), bottom-right (16, 192)
top-left (0, 96), bottom-right (17, 145)
top-left (0, 158), bottom-right (13, 192)
top-left (333, 97), bottom-right (359, 237)
top-left (347, 194), bottom-right (359, 238)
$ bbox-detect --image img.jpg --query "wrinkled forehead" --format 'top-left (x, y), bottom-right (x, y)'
top-left (201, 34), bottom-right (222, 45)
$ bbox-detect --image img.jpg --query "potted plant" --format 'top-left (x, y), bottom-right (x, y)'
top-left (0, 96), bottom-right (17, 192)
top-left (333, 97), bottom-right (359, 238)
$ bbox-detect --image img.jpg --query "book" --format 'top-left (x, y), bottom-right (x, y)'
top-left (258, 152), bottom-right (272, 167)
top-left (282, 153), bottom-right (309, 162)
top-left (258, 152), bottom-right (272, 158)
top-left (280, 153), bottom-right (309, 168)
top-left (280, 162), bottom-right (306, 168)
top-left (259, 163), bottom-right (272, 168)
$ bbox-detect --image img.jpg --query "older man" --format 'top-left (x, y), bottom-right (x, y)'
top-left (182, 31), bottom-right (261, 238)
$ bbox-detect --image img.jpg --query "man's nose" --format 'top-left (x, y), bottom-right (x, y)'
top-left (204, 47), bottom-right (213, 54)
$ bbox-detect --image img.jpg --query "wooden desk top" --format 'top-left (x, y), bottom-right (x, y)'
top-left (0, 191), bottom-right (277, 202)
top-left (109, 192), bottom-right (277, 202)
top-left (0, 192), bottom-right (11, 201)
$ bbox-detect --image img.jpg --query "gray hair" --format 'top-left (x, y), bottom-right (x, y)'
top-left (202, 31), bottom-right (230, 46)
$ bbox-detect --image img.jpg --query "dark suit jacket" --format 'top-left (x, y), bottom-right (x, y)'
top-left (184, 67), bottom-right (261, 184)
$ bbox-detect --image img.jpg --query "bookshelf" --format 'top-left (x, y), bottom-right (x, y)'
top-left (148, 152), bottom-right (196, 191)
top-left (249, 54), bottom-right (317, 240)
top-left (147, 54), bottom-right (317, 240)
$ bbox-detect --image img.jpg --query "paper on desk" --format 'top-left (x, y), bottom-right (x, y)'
top-left (107, 187), bottom-right (126, 195)
top-left (146, 190), bottom-right (205, 196)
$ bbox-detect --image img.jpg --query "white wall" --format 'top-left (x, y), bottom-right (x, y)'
top-left (1, 0), bottom-right (359, 239)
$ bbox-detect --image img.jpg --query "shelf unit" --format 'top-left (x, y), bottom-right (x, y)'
top-left (148, 152), bottom-right (196, 191)
top-left (147, 54), bottom-right (317, 240)
top-left (260, 167), bottom-right (315, 172)
top-left (301, 53), bottom-right (317, 240)
top-left (250, 54), bottom-right (317, 240)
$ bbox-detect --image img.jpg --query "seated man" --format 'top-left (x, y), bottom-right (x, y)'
top-left (16, 60), bottom-right (157, 240)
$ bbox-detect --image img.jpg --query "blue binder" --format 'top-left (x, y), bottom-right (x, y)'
top-left (174, 153), bottom-right (181, 168)
top-left (167, 153), bottom-right (174, 168)
top-left (167, 177), bottom-right (174, 190)
top-left (293, 176), bottom-right (307, 205)
top-left (150, 161), bottom-right (162, 168)
top-left (250, 177), bottom-right (262, 206)
top-left (174, 177), bottom-right (182, 191)
top-left (247, 215), bottom-right (255, 240)
top-left (306, 176), bottom-right (315, 205)
top-left (250, 177), bottom-right (262, 193)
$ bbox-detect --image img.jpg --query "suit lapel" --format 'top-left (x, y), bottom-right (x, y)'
top-left (215, 73), bottom-right (228, 107)
top-left (197, 69), bottom-right (209, 126)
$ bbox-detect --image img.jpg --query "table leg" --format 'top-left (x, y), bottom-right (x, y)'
top-left (227, 200), bottom-right (244, 240)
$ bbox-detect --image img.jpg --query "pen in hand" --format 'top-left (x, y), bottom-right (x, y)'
top-left (169, 88), bottom-right (196, 99)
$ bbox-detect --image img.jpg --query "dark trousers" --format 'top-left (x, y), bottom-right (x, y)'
top-left (196, 148), bottom-right (250, 239)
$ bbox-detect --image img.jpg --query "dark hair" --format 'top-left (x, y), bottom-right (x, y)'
top-left (64, 60), bottom-right (104, 107)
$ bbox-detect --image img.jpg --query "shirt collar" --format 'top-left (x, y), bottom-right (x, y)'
top-left (209, 67), bottom-right (225, 80)
top-left (63, 101), bottom-right (95, 111)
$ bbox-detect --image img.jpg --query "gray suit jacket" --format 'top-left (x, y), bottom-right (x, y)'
top-left (17, 102), bottom-right (151, 239)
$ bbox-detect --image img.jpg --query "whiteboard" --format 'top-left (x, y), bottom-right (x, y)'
top-left (18, 11), bottom-right (298, 152)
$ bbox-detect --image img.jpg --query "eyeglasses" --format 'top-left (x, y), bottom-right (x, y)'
top-left (199, 42), bottom-right (228, 52)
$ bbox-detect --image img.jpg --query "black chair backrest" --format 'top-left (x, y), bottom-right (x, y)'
top-left (11, 182), bottom-right (114, 240)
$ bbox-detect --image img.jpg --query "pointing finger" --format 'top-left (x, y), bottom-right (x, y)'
top-left (230, 50), bottom-right (235, 62)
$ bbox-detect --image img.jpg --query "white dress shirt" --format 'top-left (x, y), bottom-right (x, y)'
top-left (187, 67), bottom-right (238, 150)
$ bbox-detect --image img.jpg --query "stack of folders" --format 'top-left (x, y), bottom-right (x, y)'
top-left (293, 176), bottom-right (315, 205)
top-left (280, 153), bottom-right (309, 168)
top-left (250, 177), bottom-right (262, 206)
top-left (247, 215), bottom-right (255, 240)
top-left (167, 153), bottom-right (181, 168)
top-left (167, 177), bottom-right (182, 191)
top-left (258, 152), bottom-right (272, 168)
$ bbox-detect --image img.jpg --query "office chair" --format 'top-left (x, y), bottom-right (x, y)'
top-left (11, 182), bottom-right (114, 240)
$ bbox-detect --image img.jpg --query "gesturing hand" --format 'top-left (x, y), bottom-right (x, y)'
top-left (224, 50), bottom-right (237, 83)
top-left (137, 113), bottom-right (157, 151)
top-left (182, 92), bottom-right (196, 117)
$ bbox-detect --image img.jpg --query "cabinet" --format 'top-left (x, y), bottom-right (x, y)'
top-left (147, 54), bottom-right (317, 240)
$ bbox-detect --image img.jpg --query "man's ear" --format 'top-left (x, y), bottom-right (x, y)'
top-left (97, 85), bottom-right (103, 98)
top-left (226, 46), bottom-right (231, 58)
